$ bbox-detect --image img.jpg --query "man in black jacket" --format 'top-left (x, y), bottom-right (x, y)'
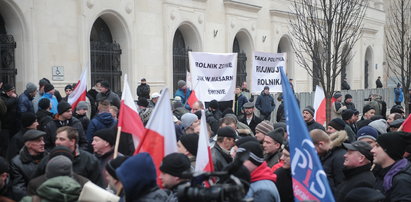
top-left (335, 141), bottom-right (376, 202)
top-left (136, 78), bottom-right (150, 99)
top-left (96, 81), bottom-right (120, 109)
top-left (240, 102), bottom-right (262, 134)
top-left (211, 127), bottom-right (236, 171)
top-left (303, 106), bottom-right (325, 131)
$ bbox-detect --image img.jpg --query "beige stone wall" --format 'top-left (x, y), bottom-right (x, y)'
top-left (1, 0), bottom-right (386, 97)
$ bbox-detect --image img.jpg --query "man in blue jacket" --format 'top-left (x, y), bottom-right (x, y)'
top-left (255, 86), bottom-right (275, 121)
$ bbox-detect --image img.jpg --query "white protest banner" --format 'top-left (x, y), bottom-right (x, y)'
top-left (189, 52), bottom-right (237, 102)
top-left (251, 51), bottom-right (286, 93)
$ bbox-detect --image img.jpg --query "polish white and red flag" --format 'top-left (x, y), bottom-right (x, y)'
top-left (118, 74), bottom-right (145, 148)
top-left (68, 68), bottom-right (87, 110)
top-left (195, 110), bottom-right (214, 173)
top-left (313, 85), bottom-right (326, 125)
top-left (186, 71), bottom-right (199, 108)
top-left (134, 88), bottom-right (177, 184)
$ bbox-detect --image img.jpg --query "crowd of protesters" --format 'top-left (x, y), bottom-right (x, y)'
top-left (0, 77), bottom-right (411, 202)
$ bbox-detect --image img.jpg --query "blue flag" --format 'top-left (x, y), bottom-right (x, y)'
top-left (280, 67), bottom-right (335, 202)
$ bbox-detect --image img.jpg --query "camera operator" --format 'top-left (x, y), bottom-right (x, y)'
top-left (238, 141), bottom-right (280, 201)
top-left (160, 153), bottom-right (191, 202)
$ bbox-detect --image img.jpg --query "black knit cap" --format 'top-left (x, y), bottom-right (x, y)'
top-left (38, 98), bottom-right (51, 110)
top-left (160, 153), bottom-right (191, 178)
top-left (49, 146), bottom-right (74, 162)
top-left (363, 105), bottom-right (374, 114)
top-left (217, 126), bottom-right (237, 139)
top-left (344, 94), bottom-right (352, 100)
top-left (238, 141), bottom-right (264, 166)
top-left (44, 83), bottom-right (54, 92)
top-left (179, 133), bottom-right (199, 156)
top-left (106, 156), bottom-right (128, 180)
top-left (342, 109), bottom-right (355, 121)
top-left (328, 118), bottom-right (345, 131)
top-left (376, 132), bottom-right (411, 161)
top-left (236, 136), bottom-right (259, 147)
top-left (0, 156), bottom-right (9, 174)
top-left (137, 97), bottom-right (149, 107)
top-left (209, 100), bottom-right (219, 110)
top-left (2, 84), bottom-right (14, 92)
top-left (57, 101), bottom-right (72, 115)
top-left (93, 128), bottom-right (116, 146)
top-left (21, 112), bottom-right (37, 128)
top-left (266, 128), bottom-right (284, 144)
top-left (100, 80), bottom-right (110, 89)
top-left (64, 84), bottom-right (73, 91)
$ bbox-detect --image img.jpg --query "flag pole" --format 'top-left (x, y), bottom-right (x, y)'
top-left (113, 126), bottom-right (122, 158)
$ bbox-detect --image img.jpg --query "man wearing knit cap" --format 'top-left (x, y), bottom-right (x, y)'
top-left (240, 102), bottom-right (262, 134)
top-left (180, 113), bottom-right (199, 133)
top-left (105, 156), bottom-right (128, 196)
top-left (6, 112), bottom-right (39, 161)
top-left (342, 109), bottom-right (358, 134)
top-left (343, 94), bottom-right (356, 110)
top-left (44, 101), bottom-right (88, 150)
top-left (369, 119), bottom-right (388, 135)
top-left (174, 80), bottom-right (192, 110)
top-left (96, 80), bottom-right (120, 109)
top-left (177, 133), bottom-right (199, 170)
top-left (10, 129), bottom-right (47, 200)
top-left (160, 153), bottom-right (191, 201)
top-left (326, 118), bottom-right (346, 134)
top-left (331, 92), bottom-right (347, 119)
top-left (356, 126), bottom-right (378, 147)
top-left (86, 100), bottom-right (116, 150)
top-left (92, 128), bottom-right (117, 187)
top-left (303, 105), bottom-right (325, 131)
top-left (74, 101), bottom-right (90, 132)
top-left (255, 120), bottom-right (274, 143)
top-left (371, 132), bottom-right (411, 201)
top-left (211, 127), bottom-right (237, 171)
top-left (362, 104), bottom-right (375, 120)
top-left (335, 141), bottom-right (376, 202)
top-left (255, 86), bottom-right (275, 121)
top-left (17, 82), bottom-right (37, 113)
top-left (239, 141), bottom-right (280, 202)
top-left (263, 128), bottom-right (284, 167)
top-left (40, 83), bottom-right (59, 115)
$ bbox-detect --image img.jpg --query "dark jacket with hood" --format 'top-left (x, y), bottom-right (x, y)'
top-left (116, 153), bottom-right (167, 202)
top-left (137, 83), bottom-right (150, 99)
top-left (321, 131), bottom-right (347, 193)
top-left (44, 117), bottom-right (88, 150)
top-left (17, 91), bottom-right (35, 114)
top-left (74, 113), bottom-right (90, 133)
top-left (10, 147), bottom-right (46, 200)
top-left (255, 92), bottom-right (275, 116)
top-left (96, 89), bottom-right (120, 109)
top-left (36, 109), bottom-right (54, 132)
top-left (86, 112), bottom-right (117, 144)
top-left (335, 163), bottom-right (376, 202)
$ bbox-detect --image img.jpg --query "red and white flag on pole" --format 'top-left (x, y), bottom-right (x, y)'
top-left (313, 85), bottom-right (326, 125)
top-left (401, 114), bottom-right (411, 132)
top-left (118, 74), bottom-right (145, 148)
top-left (68, 68), bottom-right (87, 110)
top-left (186, 71), bottom-right (199, 108)
top-left (134, 88), bottom-right (177, 183)
top-left (195, 110), bottom-right (214, 173)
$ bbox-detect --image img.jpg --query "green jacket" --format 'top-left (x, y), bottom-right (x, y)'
top-left (20, 176), bottom-right (81, 202)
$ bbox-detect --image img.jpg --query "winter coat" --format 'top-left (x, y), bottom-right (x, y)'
top-left (36, 110), bottom-right (54, 132)
top-left (331, 101), bottom-right (347, 119)
top-left (0, 93), bottom-right (18, 131)
top-left (116, 153), bottom-right (168, 202)
top-left (276, 102), bottom-right (286, 123)
top-left (376, 78), bottom-right (383, 88)
top-left (86, 112), bottom-right (116, 144)
top-left (174, 88), bottom-right (191, 106)
top-left (33, 149), bottom-right (104, 187)
top-left (375, 158), bottom-right (411, 202)
top-left (17, 91), bottom-right (34, 114)
top-left (335, 163), bottom-right (376, 202)
top-left (321, 131), bottom-right (347, 193)
top-left (95, 149), bottom-right (116, 188)
top-left (394, 87), bottom-right (404, 103)
top-left (44, 117), bottom-right (88, 150)
top-left (20, 176), bottom-right (82, 202)
top-left (341, 81), bottom-right (351, 90)
top-left (27, 173), bottom-right (89, 196)
top-left (136, 84), bottom-right (150, 99)
top-left (211, 143), bottom-right (233, 171)
top-left (240, 114), bottom-right (263, 134)
top-left (265, 151), bottom-right (282, 168)
top-left (234, 93), bottom-right (248, 116)
top-left (96, 89), bottom-right (121, 108)
top-left (74, 113), bottom-right (90, 132)
top-left (245, 162), bottom-right (280, 202)
top-left (6, 128), bottom-right (30, 161)
top-left (255, 93), bottom-right (275, 116)
top-left (274, 167), bottom-right (293, 202)
top-left (306, 119), bottom-right (325, 131)
top-left (40, 93), bottom-right (58, 115)
top-left (10, 147), bottom-right (46, 200)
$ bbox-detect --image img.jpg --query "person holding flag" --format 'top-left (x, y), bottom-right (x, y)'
top-left (174, 80), bottom-right (192, 110)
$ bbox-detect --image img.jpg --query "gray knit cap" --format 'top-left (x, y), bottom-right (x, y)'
top-left (46, 155), bottom-right (73, 179)
top-left (177, 80), bottom-right (186, 88)
top-left (26, 82), bottom-right (37, 93)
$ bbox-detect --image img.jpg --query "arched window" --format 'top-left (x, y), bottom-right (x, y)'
top-left (90, 17), bottom-right (122, 94)
top-left (233, 37), bottom-right (247, 87)
top-left (0, 14), bottom-right (16, 86)
top-left (172, 29), bottom-right (191, 93)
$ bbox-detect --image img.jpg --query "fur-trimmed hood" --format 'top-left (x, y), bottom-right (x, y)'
top-left (329, 130), bottom-right (348, 148)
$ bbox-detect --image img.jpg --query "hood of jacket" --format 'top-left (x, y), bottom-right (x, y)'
top-left (329, 130), bottom-right (348, 149)
top-left (250, 162), bottom-right (277, 183)
top-left (116, 152), bottom-right (157, 200)
top-left (36, 176), bottom-right (81, 202)
top-left (96, 112), bottom-right (115, 126)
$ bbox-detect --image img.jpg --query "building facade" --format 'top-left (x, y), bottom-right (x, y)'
top-left (0, 0), bottom-right (386, 96)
